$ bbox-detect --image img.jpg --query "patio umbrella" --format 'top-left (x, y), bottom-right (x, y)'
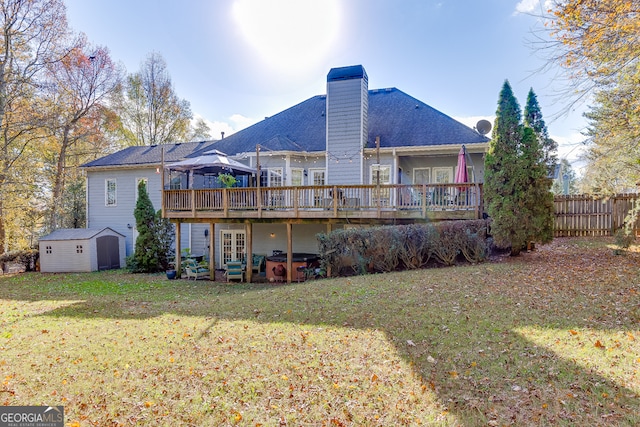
top-left (166, 152), bottom-right (256, 175)
top-left (454, 145), bottom-right (468, 188)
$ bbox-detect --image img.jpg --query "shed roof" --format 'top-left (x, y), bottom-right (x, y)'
top-left (39, 227), bottom-right (124, 241)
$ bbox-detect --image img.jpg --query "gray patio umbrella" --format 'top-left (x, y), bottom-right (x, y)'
top-left (165, 152), bottom-right (256, 175)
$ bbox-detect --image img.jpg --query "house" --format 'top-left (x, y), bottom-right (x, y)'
top-left (39, 228), bottom-right (125, 273)
top-left (82, 65), bottom-right (490, 281)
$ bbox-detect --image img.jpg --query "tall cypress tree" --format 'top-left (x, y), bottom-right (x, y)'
top-left (128, 181), bottom-right (174, 272)
top-left (484, 80), bottom-right (528, 255)
top-left (485, 82), bottom-right (557, 255)
top-left (523, 89), bottom-right (556, 244)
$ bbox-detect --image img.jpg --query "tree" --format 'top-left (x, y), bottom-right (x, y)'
top-left (484, 82), bottom-right (556, 255)
top-left (43, 37), bottom-right (121, 230)
top-left (0, 0), bottom-right (70, 253)
top-left (523, 88), bottom-right (555, 244)
top-left (545, 1), bottom-right (640, 192)
top-left (484, 81), bottom-right (528, 255)
top-left (580, 67), bottom-right (640, 193)
top-left (189, 117), bottom-right (212, 141)
top-left (547, 1), bottom-right (640, 97)
top-left (114, 52), bottom-right (193, 146)
top-left (128, 181), bottom-right (174, 272)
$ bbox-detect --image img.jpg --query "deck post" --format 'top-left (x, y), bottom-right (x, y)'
top-left (286, 222), bottom-right (293, 283)
top-left (246, 222), bottom-right (253, 282)
top-left (223, 188), bottom-right (229, 217)
top-left (208, 222), bottom-right (215, 280)
top-left (326, 223), bottom-right (332, 278)
top-left (175, 222), bottom-right (181, 277)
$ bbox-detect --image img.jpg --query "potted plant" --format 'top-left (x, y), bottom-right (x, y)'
top-left (217, 173), bottom-right (237, 188)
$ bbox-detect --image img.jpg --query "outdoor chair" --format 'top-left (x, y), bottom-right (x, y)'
top-left (225, 261), bottom-right (245, 282)
top-left (252, 254), bottom-right (265, 274)
top-left (184, 259), bottom-right (210, 280)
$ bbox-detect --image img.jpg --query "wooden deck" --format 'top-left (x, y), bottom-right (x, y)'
top-left (162, 183), bottom-right (483, 223)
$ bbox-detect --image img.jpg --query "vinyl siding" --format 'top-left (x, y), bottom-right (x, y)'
top-left (326, 76), bottom-right (368, 185)
top-left (87, 167), bottom-right (162, 256)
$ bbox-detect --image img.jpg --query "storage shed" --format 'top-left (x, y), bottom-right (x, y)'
top-left (39, 228), bottom-right (126, 273)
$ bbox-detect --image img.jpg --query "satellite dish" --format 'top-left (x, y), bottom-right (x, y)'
top-left (476, 119), bottom-right (492, 135)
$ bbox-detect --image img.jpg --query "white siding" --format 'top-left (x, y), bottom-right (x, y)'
top-left (87, 167), bottom-right (161, 256)
top-left (39, 239), bottom-right (93, 273)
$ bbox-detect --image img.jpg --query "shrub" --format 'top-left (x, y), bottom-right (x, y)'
top-left (431, 222), bottom-right (461, 266)
top-left (0, 250), bottom-right (39, 272)
top-left (397, 224), bottom-right (435, 269)
top-left (317, 219), bottom-right (491, 277)
top-left (366, 226), bottom-right (401, 273)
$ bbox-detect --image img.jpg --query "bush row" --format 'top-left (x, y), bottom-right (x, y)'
top-left (316, 220), bottom-right (491, 277)
top-left (0, 249), bottom-right (39, 272)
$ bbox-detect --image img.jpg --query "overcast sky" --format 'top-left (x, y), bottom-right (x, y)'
top-left (64, 0), bottom-right (587, 171)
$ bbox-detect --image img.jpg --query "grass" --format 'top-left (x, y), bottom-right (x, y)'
top-left (0, 237), bottom-right (639, 426)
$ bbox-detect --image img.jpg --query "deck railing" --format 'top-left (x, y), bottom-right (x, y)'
top-left (163, 183), bottom-right (483, 220)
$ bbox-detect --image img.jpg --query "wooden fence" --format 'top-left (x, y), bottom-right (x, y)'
top-left (554, 194), bottom-right (639, 237)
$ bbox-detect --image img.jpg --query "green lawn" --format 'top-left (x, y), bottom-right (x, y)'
top-left (1, 238), bottom-right (639, 426)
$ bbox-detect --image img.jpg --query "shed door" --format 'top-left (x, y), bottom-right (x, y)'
top-left (96, 236), bottom-right (120, 270)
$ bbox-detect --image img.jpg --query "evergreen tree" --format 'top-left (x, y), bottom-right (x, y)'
top-left (485, 83), bottom-right (558, 255)
top-left (523, 89), bottom-right (556, 245)
top-left (128, 181), bottom-right (174, 272)
top-left (484, 80), bottom-right (528, 255)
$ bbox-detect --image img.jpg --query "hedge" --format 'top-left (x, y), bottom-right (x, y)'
top-left (316, 219), bottom-right (491, 277)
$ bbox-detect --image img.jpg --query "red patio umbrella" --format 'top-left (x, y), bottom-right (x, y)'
top-left (454, 145), bottom-right (468, 189)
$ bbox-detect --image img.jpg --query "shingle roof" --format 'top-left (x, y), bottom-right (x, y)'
top-left (39, 227), bottom-right (124, 241)
top-left (83, 87), bottom-right (489, 168)
top-left (82, 140), bottom-right (219, 168)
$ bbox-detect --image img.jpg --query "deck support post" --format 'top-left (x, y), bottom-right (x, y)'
top-left (208, 222), bottom-right (215, 280)
top-left (287, 222), bottom-right (293, 283)
top-left (175, 222), bottom-right (182, 277)
top-left (246, 222), bottom-right (253, 282)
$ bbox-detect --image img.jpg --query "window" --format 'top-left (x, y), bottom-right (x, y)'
top-left (413, 168), bottom-right (431, 185)
top-left (370, 164), bottom-right (391, 185)
top-left (370, 164), bottom-right (391, 206)
top-left (309, 169), bottom-right (326, 207)
top-left (290, 168), bottom-right (304, 186)
top-left (105, 179), bottom-right (117, 206)
top-left (432, 167), bottom-right (453, 183)
top-left (76, 245), bottom-right (83, 254)
top-left (268, 168), bottom-right (283, 186)
top-left (45, 245), bottom-right (52, 254)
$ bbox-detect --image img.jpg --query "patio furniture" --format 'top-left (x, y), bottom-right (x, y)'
top-left (225, 261), bottom-right (245, 282)
top-left (252, 254), bottom-right (265, 274)
top-left (184, 259), bottom-right (210, 280)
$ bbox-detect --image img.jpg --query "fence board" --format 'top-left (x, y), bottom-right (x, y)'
top-left (554, 194), bottom-right (639, 237)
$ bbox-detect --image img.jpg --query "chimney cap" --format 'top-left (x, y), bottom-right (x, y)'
top-left (327, 65), bottom-right (367, 82)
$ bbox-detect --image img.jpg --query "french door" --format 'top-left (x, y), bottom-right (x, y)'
top-left (221, 230), bottom-right (246, 266)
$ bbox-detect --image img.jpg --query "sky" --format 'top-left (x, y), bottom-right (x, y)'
top-left (64, 0), bottom-right (587, 172)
